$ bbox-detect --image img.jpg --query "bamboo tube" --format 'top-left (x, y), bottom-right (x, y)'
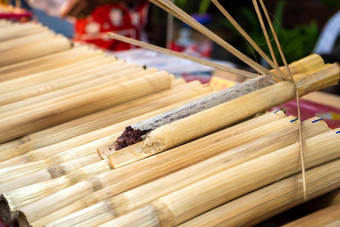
top-left (0, 60), bottom-right (133, 108)
top-left (10, 111), bottom-right (285, 225)
top-left (48, 117), bottom-right (329, 227)
top-left (0, 82), bottom-right (210, 165)
top-left (0, 71), bottom-right (173, 143)
top-left (1, 160), bottom-right (112, 214)
top-left (0, 30), bottom-right (55, 52)
top-left (0, 58), bottom-right (121, 107)
top-left (0, 47), bottom-right (102, 82)
top-left (0, 23), bottom-right (49, 42)
top-left (283, 202), bottom-right (340, 227)
top-left (133, 129), bottom-right (340, 226)
top-left (0, 154), bottom-right (100, 192)
top-left (0, 161), bottom-right (49, 184)
top-left (0, 36), bottom-right (72, 67)
top-left (110, 63), bottom-right (339, 167)
top-left (0, 53), bottom-right (111, 95)
top-left (105, 158), bottom-right (340, 227)
top-left (182, 159), bottom-right (340, 227)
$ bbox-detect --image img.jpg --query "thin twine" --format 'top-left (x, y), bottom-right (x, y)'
top-left (258, 0), bottom-right (307, 200)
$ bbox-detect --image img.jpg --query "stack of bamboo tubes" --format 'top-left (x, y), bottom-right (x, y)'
top-left (1, 19), bottom-right (340, 227)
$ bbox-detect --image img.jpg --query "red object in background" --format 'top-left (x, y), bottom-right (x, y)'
top-left (74, 0), bottom-right (149, 50)
top-left (274, 99), bottom-right (340, 129)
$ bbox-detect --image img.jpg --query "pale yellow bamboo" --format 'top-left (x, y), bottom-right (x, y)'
top-left (0, 83), bottom-right (210, 164)
top-left (283, 202), bottom-right (340, 227)
top-left (0, 60), bottom-right (134, 109)
top-left (0, 36), bottom-right (72, 67)
top-left (106, 158), bottom-right (340, 227)
top-left (0, 71), bottom-right (173, 143)
top-left (24, 111), bottom-right (286, 226)
top-left (0, 58), bottom-right (121, 107)
top-left (11, 111), bottom-right (285, 225)
top-left (47, 117), bottom-right (329, 226)
top-left (110, 63), bottom-right (338, 168)
top-left (0, 23), bottom-right (49, 42)
top-left (0, 53), bottom-right (113, 95)
top-left (0, 154), bottom-right (101, 192)
top-left (0, 30), bottom-right (55, 52)
top-left (0, 46), bottom-right (102, 82)
top-left (140, 129), bottom-right (340, 226)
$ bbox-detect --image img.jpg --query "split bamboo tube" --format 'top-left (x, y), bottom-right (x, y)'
top-left (0, 71), bottom-right (173, 143)
top-left (129, 129), bottom-right (340, 226)
top-left (0, 81), bottom-right (203, 161)
top-left (283, 201), bottom-right (340, 227)
top-left (0, 84), bottom-right (211, 166)
top-left (182, 158), bottom-right (340, 227)
top-left (103, 158), bottom-right (340, 227)
top-left (7, 111), bottom-right (284, 225)
top-left (20, 111), bottom-right (286, 226)
top-left (0, 36), bottom-right (72, 67)
top-left (1, 116), bottom-right (294, 212)
top-left (0, 46), bottom-right (102, 82)
top-left (49, 117), bottom-right (329, 226)
top-left (110, 63), bottom-right (339, 168)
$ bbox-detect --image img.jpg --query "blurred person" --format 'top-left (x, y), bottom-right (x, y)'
top-left (60, 0), bottom-right (150, 50)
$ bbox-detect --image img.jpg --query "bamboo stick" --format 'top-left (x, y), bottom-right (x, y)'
top-left (48, 117), bottom-right (329, 226)
top-left (108, 32), bottom-right (258, 79)
top-left (23, 111), bottom-right (286, 226)
top-left (0, 71), bottom-right (173, 143)
top-left (105, 158), bottom-right (340, 227)
top-left (283, 202), bottom-right (340, 227)
top-left (0, 46), bottom-right (102, 82)
top-left (110, 63), bottom-right (339, 167)
top-left (0, 36), bottom-right (72, 67)
top-left (0, 83), bottom-right (211, 165)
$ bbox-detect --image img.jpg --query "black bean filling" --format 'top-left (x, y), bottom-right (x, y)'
top-left (114, 126), bottom-right (150, 150)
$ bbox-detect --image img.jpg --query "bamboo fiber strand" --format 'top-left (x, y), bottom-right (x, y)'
top-left (108, 32), bottom-right (258, 79)
top-left (49, 117), bottom-right (328, 226)
top-left (257, 0), bottom-right (308, 199)
top-left (211, 0), bottom-right (286, 80)
top-left (133, 129), bottom-right (340, 226)
top-left (11, 111), bottom-right (285, 225)
top-left (149, 0), bottom-right (273, 76)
